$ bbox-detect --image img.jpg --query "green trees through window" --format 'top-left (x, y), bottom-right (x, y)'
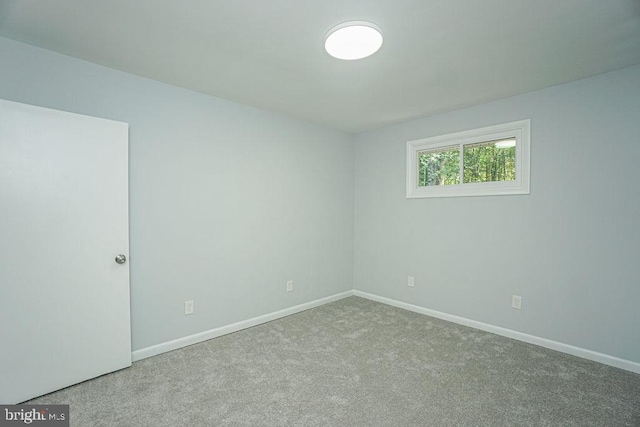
top-left (418, 138), bottom-right (516, 187)
top-left (463, 139), bottom-right (516, 183)
top-left (418, 147), bottom-right (459, 186)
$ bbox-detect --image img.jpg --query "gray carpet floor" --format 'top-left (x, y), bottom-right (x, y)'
top-left (29, 296), bottom-right (640, 426)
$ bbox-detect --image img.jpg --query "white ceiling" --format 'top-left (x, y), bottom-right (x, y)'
top-left (1, 0), bottom-right (639, 133)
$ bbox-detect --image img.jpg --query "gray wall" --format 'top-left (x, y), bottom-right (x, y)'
top-left (354, 65), bottom-right (640, 363)
top-left (0, 37), bottom-right (354, 351)
top-left (2, 35), bottom-right (639, 364)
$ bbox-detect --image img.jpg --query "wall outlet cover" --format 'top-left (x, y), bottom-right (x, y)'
top-left (512, 295), bottom-right (522, 310)
top-left (185, 300), bottom-right (194, 315)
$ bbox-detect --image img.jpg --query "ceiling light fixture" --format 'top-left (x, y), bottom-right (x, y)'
top-left (324, 21), bottom-right (383, 60)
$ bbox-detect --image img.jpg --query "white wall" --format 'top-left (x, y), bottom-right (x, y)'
top-left (0, 37), bottom-right (354, 351)
top-left (354, 65), bottom-right (640, 363)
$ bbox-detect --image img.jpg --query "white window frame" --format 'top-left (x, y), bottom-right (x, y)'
top-left (406, 119), bottom-right (530, 198)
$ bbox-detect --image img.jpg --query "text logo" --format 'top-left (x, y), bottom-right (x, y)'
top-left (0, 406), bottom-right (68, 426)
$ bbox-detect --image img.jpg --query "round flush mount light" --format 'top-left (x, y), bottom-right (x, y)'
top-left (324, 21), bottom-right (383, 60)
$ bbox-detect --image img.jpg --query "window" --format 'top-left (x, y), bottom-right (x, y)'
top-left (407, 120), bottom-right (530, 198)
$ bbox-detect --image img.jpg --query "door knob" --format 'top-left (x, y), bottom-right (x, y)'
top-left (115, 254), bottom-right (127, 264)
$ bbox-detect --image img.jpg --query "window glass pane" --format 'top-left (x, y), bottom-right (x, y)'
top-left (418, 146), bottom-right (460, 186)
top-left (463, 138), bottom-right (516, 183)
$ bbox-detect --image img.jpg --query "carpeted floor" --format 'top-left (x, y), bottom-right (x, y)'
top-left (29, 297), bottom-right (640, 426)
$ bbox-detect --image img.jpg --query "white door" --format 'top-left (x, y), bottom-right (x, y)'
top-left (0, 99), bottom-right (131, 404)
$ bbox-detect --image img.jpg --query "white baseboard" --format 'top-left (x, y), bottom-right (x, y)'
top-left (132, 290), bottom-right (354, 362)
top-left (353, 290), bottom-right (640, 375)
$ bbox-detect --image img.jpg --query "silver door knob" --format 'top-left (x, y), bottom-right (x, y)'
top-left (115, 254), bottom-right (127, 264)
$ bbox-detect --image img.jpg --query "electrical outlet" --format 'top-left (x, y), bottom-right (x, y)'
top-left (408, 276), bottom-right (415, 287)
top-left (286, 280), bottom-right (293, 292)
top-left (512, 295), bottom-right (522, 310)
top-left (184, 300), bottom-right (194, 315)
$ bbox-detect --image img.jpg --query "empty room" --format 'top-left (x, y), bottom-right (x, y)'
top-left (1, 1), bottom-right (639, 425)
